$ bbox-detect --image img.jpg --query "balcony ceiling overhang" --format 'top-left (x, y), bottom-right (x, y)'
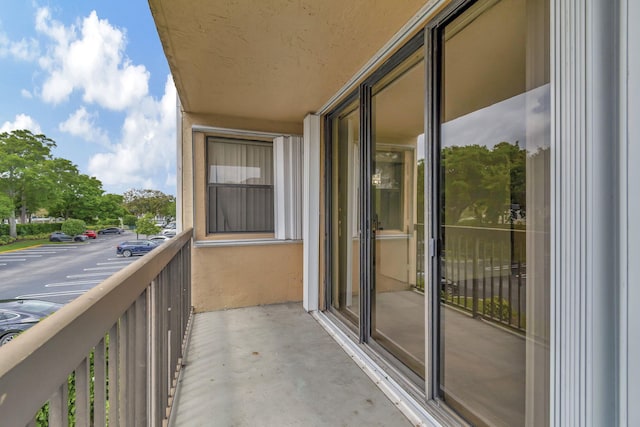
top-left (149, 0), bottom-right (426, 128)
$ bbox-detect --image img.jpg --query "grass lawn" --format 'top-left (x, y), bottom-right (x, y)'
top-left (0, 239), bottom-right (50, 253)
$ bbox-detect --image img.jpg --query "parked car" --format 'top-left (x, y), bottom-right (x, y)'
top-left (0, 299), bottom-right (62, 346)
top-left (161, 228), bottom-right (176, 237)
top-left (49, 232), bottom-right (88, 242)
top-left (83, 230), bottom-right (97, 239)
top-left (116, 240), bottom-right (159, 257)
top-left (149, 235), bottom-right (171, 243)
top-left (98, 227), bottom-right (123, 235)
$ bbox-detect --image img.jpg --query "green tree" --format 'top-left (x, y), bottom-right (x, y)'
top-left (123, 214), bottom-right (138, 228)
top-left (47, 159), bottom-right (105, 222)
top-left (441, 142), bottom-right (526, 225)
top-left (481, 142), bottom-right (526, 224)
top-left (0, 193), bottom-right (13, 219)
top-left (98, 193), bottom-right (126, 221)
top-left (135, 214), bottom-right (160, 238)
top-left (123, 188), bottom-right (175, 217)
top-left (61, 218), bottom-right (86, 237)
top-left (441, 144), bottom-right (490, 224)
top-left (162, 199), bottom-right (176, 219)
top-left (0, 129), bottom-right (56, 237)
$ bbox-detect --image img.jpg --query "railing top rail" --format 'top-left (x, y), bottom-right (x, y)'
top-left (0, 228), bottom-right (193, 425)
top-left (441, 224), bottom-right (527, 233)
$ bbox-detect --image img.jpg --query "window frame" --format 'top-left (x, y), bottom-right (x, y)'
top-left (205, 136), bottom-right (275, 235)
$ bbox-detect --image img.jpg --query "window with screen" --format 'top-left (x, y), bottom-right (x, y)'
top-left (207, 137), bottom-right (274, 233)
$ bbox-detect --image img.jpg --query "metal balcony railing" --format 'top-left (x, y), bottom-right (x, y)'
top-left (0, 229), bottom-right (193, 426)
top-left (415, 224), bottom-right (526, 333)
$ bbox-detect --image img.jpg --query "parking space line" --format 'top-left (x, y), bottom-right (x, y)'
top-left (96, 261), bottom-right (133, 265)
top-left (28, 246), bottom-right (75, 249)
top-left (0, 258), bottom-right (26, 262)
top-left (36, 249), bottom-right (78, 252)
top-left (83, 266), bottom-right (123, 271)
top-left (46, 280), bottom-right (103, 287)
top-left (17, 290), bottom-right (88, 299)
top-left (0, 254), bottom-right (42, 258)
top-left (66, 272), bottom-right (115, 278)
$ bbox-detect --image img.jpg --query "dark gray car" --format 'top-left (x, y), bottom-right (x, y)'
top-left (49, 232), bottom-right (88, 242)
top-left (0, 299), bottom-right (62, 346)
top-left (98, 227), bottom-right (123, 235)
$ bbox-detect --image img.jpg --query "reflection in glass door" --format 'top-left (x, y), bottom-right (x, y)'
top-left (329, 99), bottom-right (360, 327)
top-left (437, 0), bottom-right (550, 425)
top-left (371, 51), bottom-right (426, 378)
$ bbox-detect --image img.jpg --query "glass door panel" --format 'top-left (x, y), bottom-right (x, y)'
top-left (438, 0), bottom-right (550, 425)
top-left (330, 99), bottom-right (360, 326)
top-left (371, 52), bottom-right (426, 378)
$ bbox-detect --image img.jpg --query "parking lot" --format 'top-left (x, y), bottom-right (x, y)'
top-left (0, 231), bottom-right (144, 304)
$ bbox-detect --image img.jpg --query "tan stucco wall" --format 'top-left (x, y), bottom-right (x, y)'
top-left (181, 111), bottom-right (304, 312)
top-left (180, 113), bottom-right (194, 231)
top-left (192, 243), bottom-right (303, 312)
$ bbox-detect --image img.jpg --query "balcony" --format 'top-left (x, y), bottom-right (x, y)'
top-left (0, 230), bottom-right (193, 426)
top-left (0, 229), bottom-right (411, 426)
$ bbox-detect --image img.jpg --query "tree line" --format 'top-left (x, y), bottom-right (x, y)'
top-left (0, 129), bottom-right (175, 238)
top-left (415, 141), bottom-right (549, 227)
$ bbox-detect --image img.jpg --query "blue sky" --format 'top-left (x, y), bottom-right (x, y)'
top-left (442, 84), bottom-right (550, 153)
top-left (0, 1), bottom-right (176, 196)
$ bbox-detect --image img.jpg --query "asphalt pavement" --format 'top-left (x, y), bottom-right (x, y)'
top-left (0, 231), bottom-right (143, 305)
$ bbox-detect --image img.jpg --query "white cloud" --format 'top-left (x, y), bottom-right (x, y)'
top-left (165, 173), bottom-right (177, 188)
top-left (442, 84), bottom-right (550, 154)
top-left (1, 114), bottom-right (42, 134)
top-left (0, 32), bottom-right (39, 61)
top-left (0, 7), bottom-right (177, 194)
top-left (35, 7), bottom-right (149, 110)
top-left (27, 7), bottom-right (176, 193)
top-left (88, 75), bottom-right (177, 193)
top-left (59, 107), bottom-right (111, 148)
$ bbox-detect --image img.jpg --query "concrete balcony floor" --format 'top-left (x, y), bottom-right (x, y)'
top-left (169, 303), bottom-right (411, 427)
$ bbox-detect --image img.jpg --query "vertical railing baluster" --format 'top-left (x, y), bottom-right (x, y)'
top-left (490, 242), bottom-right (495, 321)
top-left (94, 336), bottom-right (107, 427)
top-left (481, 241), bottom-right (486, 317)
top-left (463, 237), bottom-right (468, 310)
top-left (161, 268), bottom-right (170, 420)
top-left (120, 310), bottom-right (131, 426)
top-left (48, 382), bottom-right (69, 426)
top-left (518, 259), bottom-right (523, 329)
top-left (499, 242), bottom-right (505, 323)
top-left (472, 237), bottom-right (479, 317)
top-left (507, 251), bottom-right (514, 326)
top-left (455, 236), bottom-right (460, 305)
top-left (108, 324), bottom-right (120, 427)
top-left (149, 280), bottom-right (159, 427)
top-left (134, 294), bottom-right (147, 425)
top-left (75, 357), bottom-right (90, 426)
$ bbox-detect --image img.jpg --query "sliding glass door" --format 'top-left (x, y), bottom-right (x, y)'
top-left (325, 1), bottom-right (549, 424)
top-left (435, 0), bottom-right (550, 425)
top-left (328, 97), bottom-right (360, 327)
top-left (371, 50), bottom-right (425, 378)
top-left (327, 33), bottom-right (426, 381)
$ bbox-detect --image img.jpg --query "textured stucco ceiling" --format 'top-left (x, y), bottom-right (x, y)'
top-left (149, 0), bottom-right (427, 128)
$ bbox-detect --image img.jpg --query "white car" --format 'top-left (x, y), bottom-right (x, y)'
top-left (161, 228), bottom-right (176, 237)
top-left (149, 235), bottom-right (171, 243)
